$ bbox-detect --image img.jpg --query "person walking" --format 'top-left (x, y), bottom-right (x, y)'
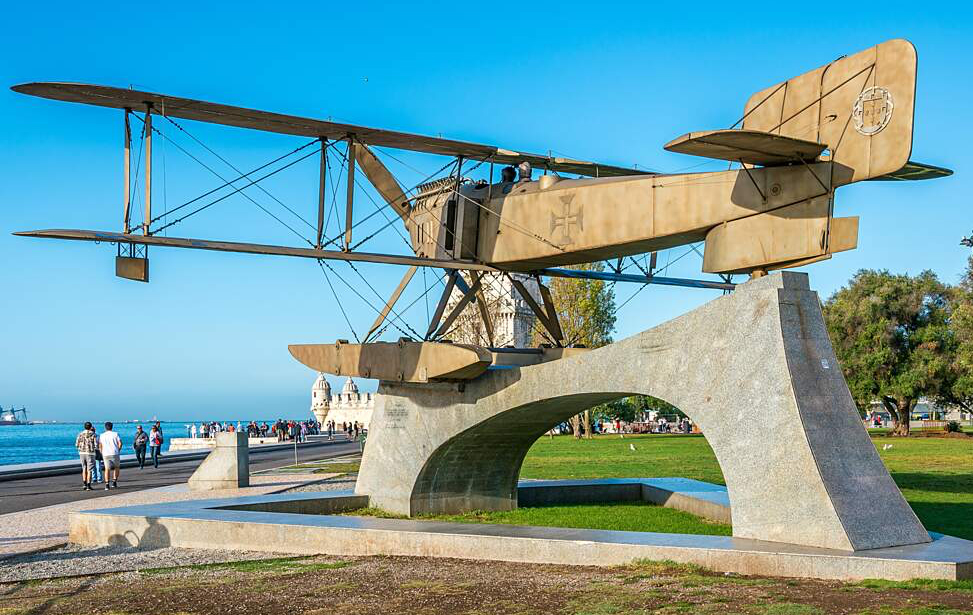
top-left (327, 420), bottom-right (334, 441)
top-left (98, 422), bottom-right (122, 490)
top-left (90, 426), bottom-right (104, 484)
top-left (133, 425), bottom-right (149, 469)
top-left (190, 423), bottom-right (197, 439)
top-left (75, 421), bottom-right (97, 490)
top-left (149, 424), bottom-right (164, 469)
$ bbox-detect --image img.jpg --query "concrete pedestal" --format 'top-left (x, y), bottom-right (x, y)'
top-left (188, 432), bottom-right (249, 491)
top-left (356, 272), bottom-right (930, 552)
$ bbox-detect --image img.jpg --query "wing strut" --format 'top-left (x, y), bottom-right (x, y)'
top-left (470, 271), bottom-right (495, 346)
top-left (364, 265), bottom-right (417, 343)
top-left (431, 274), bottom-right (484, 340)
top-left (143, 103), bottom-right (153, 236)
top-left (123, 108), bottom-right (132, 233)
top-left (508, 274), bottom-right (565, 347)
top-left (316, 139), bottom-right (327, 248)
top-left (425, 271), bottom-right (460, 340)
top-left (344, 138), bottom-right (356, 250)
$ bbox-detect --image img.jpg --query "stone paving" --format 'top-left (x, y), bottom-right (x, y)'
top-left (0, 473), bottom-right (337, 559)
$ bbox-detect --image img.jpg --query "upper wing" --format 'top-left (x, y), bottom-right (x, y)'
top-left (12, 82), bottom-right (651, 178)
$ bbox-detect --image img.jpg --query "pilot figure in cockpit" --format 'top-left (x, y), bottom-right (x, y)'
top-left (500, 165), bottom-right (516, 183)
top-left (518, 161), bottom-right (532, 182)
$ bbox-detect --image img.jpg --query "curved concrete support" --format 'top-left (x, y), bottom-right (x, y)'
top-left (356, 272), bottom-right (929, 552)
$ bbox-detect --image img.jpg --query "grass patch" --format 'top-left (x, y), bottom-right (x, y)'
top-left (760, 605), bottom-right (825, 615)
top-left (856, 577), bottom-right (973, 593)
top-left (140, 556), bottom-right (349, 575)
top-left (343, 502), bottom-right (730, 535)
top-left (520, 434), bottom-right (973, 541)
top-left (312, 462), bottom-right (361, 474)
top-left (340, 506), bottom-right (407, 519)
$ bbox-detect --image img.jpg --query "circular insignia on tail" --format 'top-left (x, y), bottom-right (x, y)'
top-left (853, 86), bottom-right (894, 136)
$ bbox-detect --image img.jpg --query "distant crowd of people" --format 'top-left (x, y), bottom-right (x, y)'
top-left (185, 420), bottom-right (320, 442)
top-left (74, 416), bottom-right (359, 491)
top-left (74, 421), bottom-right (165, 491)
top-left (550, 416), bottom-right (695, 437)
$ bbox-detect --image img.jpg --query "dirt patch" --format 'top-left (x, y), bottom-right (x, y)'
top-left (0, 556), bottom-right (970, 615)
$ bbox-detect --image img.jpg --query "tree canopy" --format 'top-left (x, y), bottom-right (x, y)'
top-left (534, 262), bottom-right (616, 348)
top-left (536, 262), bottom-right (616, 437)
top-left (822, 269), bottom-right (954, 436)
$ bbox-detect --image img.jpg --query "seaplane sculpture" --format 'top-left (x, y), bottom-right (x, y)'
top-left (13, 39), bottom-right (951, 385)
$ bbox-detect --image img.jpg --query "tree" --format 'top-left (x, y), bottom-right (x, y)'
top-left (822, 269), bottom-right (954, 436)
top-left (630, 395), bottom-right (683, 419)
top-left (940, 256), bottom-right (973, 413)
top-left (534, 262), bottom-right (616, 438)
top-left (534, 262), bottom-right (616, 349)
top-left (591, 398), bottom-right (638, 424)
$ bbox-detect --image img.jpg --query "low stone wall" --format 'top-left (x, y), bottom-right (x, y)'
top-left (68, 481), bottom-right (973, 581)
top-left (169, 437), bottom-right (280, 451)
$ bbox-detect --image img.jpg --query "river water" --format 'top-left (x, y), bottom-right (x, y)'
top-left (0, 422), bottom-right (215, 466)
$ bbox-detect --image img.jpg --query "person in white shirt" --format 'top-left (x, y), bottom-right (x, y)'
top-left (190, 424), bottom-right (197, 439)
top-left (98, 421), bottom-right (123, 490)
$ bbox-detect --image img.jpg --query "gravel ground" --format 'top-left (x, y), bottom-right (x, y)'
top-left (5, 555), bottom-right (973, 615)
top-left (280, 475), bottom-right (357, 492)
top-left (0, 474), bottom-right (324, 558)
top-left (0, 544), bottom-right (297, 583)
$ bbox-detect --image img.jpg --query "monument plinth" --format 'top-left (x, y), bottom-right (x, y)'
top-left (356, 272), bottom-right (930, 552)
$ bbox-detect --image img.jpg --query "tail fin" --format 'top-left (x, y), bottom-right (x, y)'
top-left (741, 39), bottom-right (916, 183)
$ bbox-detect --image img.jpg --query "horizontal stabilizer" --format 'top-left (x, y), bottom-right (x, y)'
top-left (868, 161), bottom-right (954, 181)
top-left (11, 82), bottom-right (650, 178)
top-left (664, 129), bottom-right (827, 166)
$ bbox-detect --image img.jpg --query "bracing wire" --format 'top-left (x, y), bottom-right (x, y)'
top-left (129, 112), bottom-right (321, 244)
top-left (150, 147), bottom-right (321, 240)
top-left (161, 114), bottom-right (318, 232)
top-left (315, 259), bottom-right (360, 343)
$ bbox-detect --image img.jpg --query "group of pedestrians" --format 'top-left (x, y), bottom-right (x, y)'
top-left (74, 421), bottom-right (164, 491)
top-left (271, 419), bottom-right (317, 442)
top-left (324, 420), bottom-right (362, 441)
top-left (187, 420), bottom-right (320, 440)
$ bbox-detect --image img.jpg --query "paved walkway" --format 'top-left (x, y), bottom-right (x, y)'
top-left (0, 438), bottom-right (359, 514)
top-left (0, 473), bottom-right (338, 558)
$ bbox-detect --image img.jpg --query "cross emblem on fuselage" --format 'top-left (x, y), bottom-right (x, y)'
top-left (550, 194), bottom-right (583, 245)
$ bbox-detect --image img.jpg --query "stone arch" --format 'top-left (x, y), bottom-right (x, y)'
top-left (411, 392), bottom-right (632, 514)
top-left (356, 272), bottom-right (929, 552)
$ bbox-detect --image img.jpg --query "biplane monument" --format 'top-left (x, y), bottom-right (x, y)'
top-left (14, 39), bottom-right (973, 579)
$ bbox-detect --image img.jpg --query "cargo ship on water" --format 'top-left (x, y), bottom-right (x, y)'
top-left (0, 407), bottom-right (28, 425)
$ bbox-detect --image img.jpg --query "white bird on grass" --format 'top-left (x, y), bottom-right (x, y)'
top-left (883, 443), bottom-right (893, 451)
top-left (629, 443), bottom-right (637, 452)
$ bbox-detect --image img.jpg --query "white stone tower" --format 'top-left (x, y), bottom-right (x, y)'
top-left (310, 373), bottom-right (331, 425)
top-left (444, 272), bottom-right (539, 348)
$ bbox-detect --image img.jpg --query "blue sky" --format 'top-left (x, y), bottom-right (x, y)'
top-left (1, 2), bottom-right (969, 421)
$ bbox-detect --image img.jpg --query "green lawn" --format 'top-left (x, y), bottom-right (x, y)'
top-left (346, 502), bottom-right (732, 536)
top-left (519, 433), bottom-right (973, 540)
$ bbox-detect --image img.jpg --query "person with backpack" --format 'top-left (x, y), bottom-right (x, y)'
top-left (75, 421), bottom-right (97, 490)
top-left (89, 425), bottom-right (104, 484)
top-left (133, 425), bottom-right (149, 469)
top-left (149, 424), bottom-right (164, 469)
